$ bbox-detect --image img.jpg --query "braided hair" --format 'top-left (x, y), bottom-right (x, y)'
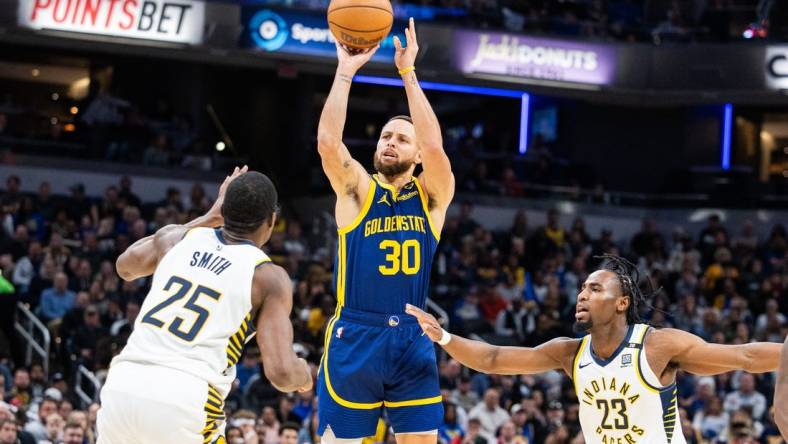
top-left (596, 254), bottom-right (661, 324)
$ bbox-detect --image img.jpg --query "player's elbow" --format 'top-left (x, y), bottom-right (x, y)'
top-left (115, 254), bottom-right (136, 282)
top-left (420, 141), bottom-right (444, 154)
top-left (317, 133), bottom-right (340, 155)
top-left (264, 363), bottom-right (296, 391)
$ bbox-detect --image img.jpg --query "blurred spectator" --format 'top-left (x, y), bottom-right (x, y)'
top-left (60, 422), bottom-right (83, 444)
top-left (723, 373), bottom-right (766, 421)
top-left (692, 395), bottom-right (728, 441)
top-left (259, 406), bottom-right (280, 444)
top-left (280, 422), bottom-right (300, 444)
top-left (463, 417), bottom-right (494, 444)
top-left (0, 418), bottom-right (18, 444)
top-left (469, 389), bottom-right (509, 435)
top-left (39, 273), bottom-right (75, 323)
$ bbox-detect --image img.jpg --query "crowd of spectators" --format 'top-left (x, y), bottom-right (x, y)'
top-left (0, 172), bottom-right (786, 444)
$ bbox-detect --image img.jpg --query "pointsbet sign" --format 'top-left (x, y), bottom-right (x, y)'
top-left (18, 0), bottom-right (205, 44)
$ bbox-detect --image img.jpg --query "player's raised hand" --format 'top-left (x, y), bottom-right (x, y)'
top-left (393, 18), bottom-right (418, 71)
top-left (405, 303), bottom-right (442, 342)
top-left (336, 42), bottom-right (380, 75)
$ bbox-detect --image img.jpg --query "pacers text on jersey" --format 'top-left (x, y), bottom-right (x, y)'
top-left (364, 215), bottom-right (427, 237)
top-left (581, 376), bottom-right (647, 444)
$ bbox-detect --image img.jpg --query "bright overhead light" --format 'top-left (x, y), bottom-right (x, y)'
top-left (215, 141), bottom-right (226, 152)
top-left (70, 106), bottom-right (78, 115)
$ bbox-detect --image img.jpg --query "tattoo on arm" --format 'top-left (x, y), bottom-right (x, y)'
top-left (338, 74), bottom-right (352, 84)
top-left (343, 160), bottom-right (351, 169)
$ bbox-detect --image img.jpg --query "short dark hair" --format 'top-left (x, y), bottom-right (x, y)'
top-left (221, 171), bottom-right (278, 235)
top-left (386, 115), bottom-right (413, 125)
top-left (280, 422), bottom-right (300, 435)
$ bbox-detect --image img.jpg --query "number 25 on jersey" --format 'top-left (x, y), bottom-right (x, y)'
top-left (141, 275), bottom-right (222, 342)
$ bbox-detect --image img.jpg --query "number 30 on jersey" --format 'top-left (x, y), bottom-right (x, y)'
top-left (378, 239), bottom-right (421, 276)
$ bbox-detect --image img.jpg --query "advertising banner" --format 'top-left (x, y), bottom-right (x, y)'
top-left (18, 0), bottom-right (205, 44)
top-left (242, 7), bottom-right (405, 63)
top-left (453, 30), bottom-right (616, 85)
top-left (766, 46), bottom-right (788, 90)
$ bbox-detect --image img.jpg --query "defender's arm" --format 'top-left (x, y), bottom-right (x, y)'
top-left (665, 328), bottom-right (781, 375)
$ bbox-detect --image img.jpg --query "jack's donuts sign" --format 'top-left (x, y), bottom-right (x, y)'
top-left (454, 30), bottom-right (616, 86)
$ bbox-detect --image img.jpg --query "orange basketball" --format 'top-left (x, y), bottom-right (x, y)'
top-left (327, 0), bottom-right (393, 49)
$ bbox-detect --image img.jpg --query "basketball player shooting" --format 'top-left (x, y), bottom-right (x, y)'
top-left (407, 255), bottom-right (782, 444)
top-left (96, 167), bottom-right (312, 444)
top-left (315, 18), bottom-right (455, 444)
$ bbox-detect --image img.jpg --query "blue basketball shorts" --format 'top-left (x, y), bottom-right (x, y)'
top-left (316, 307), bottom-right (444, 439)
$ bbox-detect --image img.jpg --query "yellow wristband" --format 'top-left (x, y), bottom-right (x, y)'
top-left (398, 66), bottom-right (415, 75)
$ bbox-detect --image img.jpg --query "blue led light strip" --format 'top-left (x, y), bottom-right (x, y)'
top-left (722, 103), bottom-right (732, 171)
top-left (353, 75), bottom-right (531, 154)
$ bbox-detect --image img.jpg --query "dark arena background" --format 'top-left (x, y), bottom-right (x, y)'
top-left (0, 0), bottom-right (787, 443)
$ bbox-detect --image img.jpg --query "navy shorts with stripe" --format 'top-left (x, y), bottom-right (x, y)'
top-left (317, 308), bottom-right (444, 439)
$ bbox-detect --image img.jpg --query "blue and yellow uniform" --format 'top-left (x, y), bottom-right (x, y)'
top-left (317, 174), bottom-right (444, 438)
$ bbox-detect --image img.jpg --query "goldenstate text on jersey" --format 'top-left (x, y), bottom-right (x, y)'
top-left (364, 216), bottom-right (427, 237)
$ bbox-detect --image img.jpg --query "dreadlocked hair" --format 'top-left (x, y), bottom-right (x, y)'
top-left (595, 254), bottom-right (662, 325)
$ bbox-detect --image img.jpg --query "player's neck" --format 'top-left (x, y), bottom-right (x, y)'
top-left (222, 228), bottom-right (255, 246)
top-left (589, 318), bottom-right (630, 359)
top-left (375, 172), bottom-right (413, 192)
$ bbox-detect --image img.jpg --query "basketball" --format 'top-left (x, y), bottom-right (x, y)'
top-left (327, 0), bottom-right (393, 49)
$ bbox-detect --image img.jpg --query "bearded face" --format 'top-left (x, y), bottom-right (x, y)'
top-left (374, 118), bottom-right (420, 178)
top-left (373, 152), bottom-right (413, 176)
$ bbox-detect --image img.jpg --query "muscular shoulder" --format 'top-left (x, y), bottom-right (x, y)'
top-left (644, 327), bottom-right (702, 364)
top-left (540, 337), bottom-right (583, 369)
top-left (644, 327), bottom-right (694, 349)
top-left (251, 264), bottom-right (293, 310)
top-left (153, 224), bottom-right (191, 255)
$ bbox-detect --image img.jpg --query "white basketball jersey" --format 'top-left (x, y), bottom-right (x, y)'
top-left (573, 324), bottom-right (686, 444)
top-left (112, 227), bottom-right (270, 398)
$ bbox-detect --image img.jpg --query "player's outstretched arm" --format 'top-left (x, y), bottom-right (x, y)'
top-left (115, 166), bottom-right (247, 281)
top-left (776, 335), bottom-right (788, 439)
top-left (661, 327), bottom-right (781, 375)
top-left (406, 304), bottom-right (574, 375)
top-left (317, 44), bottom-right (377, 197)
top-left (254, 264), bottom-right (313, 393)
top-left (394, 19), bottom-right (454, 209)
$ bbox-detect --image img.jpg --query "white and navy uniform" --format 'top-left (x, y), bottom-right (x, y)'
top-left (97, 228), bottom-right (269, 444)
top-left (572, 324), bottom-right (686, 444)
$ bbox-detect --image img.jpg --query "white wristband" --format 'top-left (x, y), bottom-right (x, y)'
top-left (437, 328), bottom-right (452, 346)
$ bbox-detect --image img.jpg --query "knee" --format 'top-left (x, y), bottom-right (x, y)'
top-left (321, 426), bottom-right (363, 444)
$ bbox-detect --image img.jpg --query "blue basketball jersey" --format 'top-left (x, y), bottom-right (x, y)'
top-left (334, 174), bottom-right (440, 313)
